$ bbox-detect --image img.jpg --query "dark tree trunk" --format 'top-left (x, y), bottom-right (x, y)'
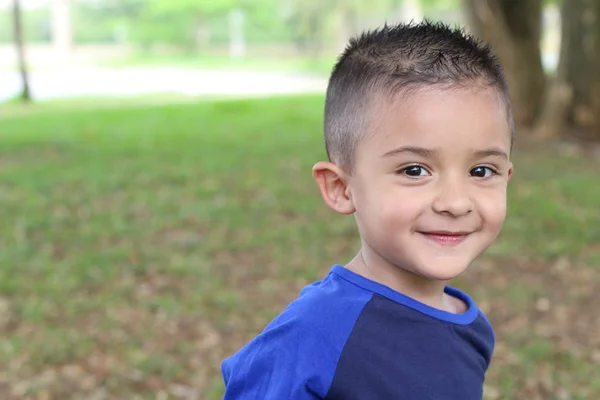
top-left (12, 0), bottom-right (31, 102)
top-left (558, 0), bottom-right (600, 139)
top-left (462, 0), bottom-right (545, 129)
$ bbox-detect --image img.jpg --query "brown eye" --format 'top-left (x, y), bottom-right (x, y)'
top-left (470, 166), bottom-right (496, 178)
top-left (401, 165), bottom-right (429, 177)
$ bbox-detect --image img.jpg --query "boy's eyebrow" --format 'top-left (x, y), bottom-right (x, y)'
top-left (382, 146), bottom-right (438, 158)
top-left (382, 146), bottom-right (509, 160)
top-left (473, 148), bottom-right (509, 160)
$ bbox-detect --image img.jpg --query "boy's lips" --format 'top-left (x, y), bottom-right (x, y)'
top-left (418, 231), bottom-right (472, 246)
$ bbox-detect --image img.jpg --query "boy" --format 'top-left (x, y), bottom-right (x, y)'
top-left (221, 20), bottom-right (513, 399)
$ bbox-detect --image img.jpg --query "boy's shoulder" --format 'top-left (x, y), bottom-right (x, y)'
top-left (227, 264), bottom-right (374, 356)
top-left (221, 265), bottom-right (373, 398)
top-left (277, 264), bottom-right (374, 328)
top-left (224, 264), bottom-right (494, 353)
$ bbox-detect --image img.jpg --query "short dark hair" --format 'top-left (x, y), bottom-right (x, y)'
top-left (323, 20), bottom-right (513, 172)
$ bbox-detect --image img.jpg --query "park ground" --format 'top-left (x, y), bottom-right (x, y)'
top-left (0, 95), bottom-right (599, 399)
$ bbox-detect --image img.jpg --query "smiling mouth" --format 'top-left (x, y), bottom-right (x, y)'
top-left (418, 231), bottom-right (472, 246)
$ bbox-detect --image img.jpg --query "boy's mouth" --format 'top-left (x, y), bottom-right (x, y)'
top-left (418, 231), bottom-right (472, 246)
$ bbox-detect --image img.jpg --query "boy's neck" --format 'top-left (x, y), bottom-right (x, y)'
top-left (345, 248), bottom-right (465, 314)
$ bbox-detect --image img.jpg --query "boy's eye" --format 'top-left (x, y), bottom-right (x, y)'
top-left (470, 166), bottom-right (497, 178)
top-left (401, 165), bottom-right (430, 177)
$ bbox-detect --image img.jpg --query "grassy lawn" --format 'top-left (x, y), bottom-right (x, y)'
top-left (98, 54), bottom-right (337, 76)
top-left (0, 95), bottom-right (598, 399)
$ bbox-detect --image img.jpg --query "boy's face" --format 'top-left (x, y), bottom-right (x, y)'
top-left (347, 86), bottom-right (512, 281)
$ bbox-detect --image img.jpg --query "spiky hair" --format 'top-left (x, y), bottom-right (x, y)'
top-left (324, 20), bottom-right (513, 172)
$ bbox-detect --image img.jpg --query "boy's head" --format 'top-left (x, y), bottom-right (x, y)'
top-left (314, 21), bottom-right (514, 283)
top-left (324, 20), bottom-right (513, 173)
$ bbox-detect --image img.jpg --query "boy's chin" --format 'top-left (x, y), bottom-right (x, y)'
top-left (413, 259), bottom-right (472, 282)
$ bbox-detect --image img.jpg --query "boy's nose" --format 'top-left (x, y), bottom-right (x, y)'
top-left (432, 180), bottom-right (474, 217)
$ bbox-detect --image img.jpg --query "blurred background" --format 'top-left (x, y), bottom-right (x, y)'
top-left (0, 0), bottom-right (599, 399)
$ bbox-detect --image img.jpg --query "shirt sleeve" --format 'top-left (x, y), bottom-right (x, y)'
top-left (221, 319), bottom-right (328, 399)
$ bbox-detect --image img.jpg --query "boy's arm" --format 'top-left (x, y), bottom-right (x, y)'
top-left (222, 345), bottom-right (322, 399)
top-left (222, 321), bottom-right (332, 400)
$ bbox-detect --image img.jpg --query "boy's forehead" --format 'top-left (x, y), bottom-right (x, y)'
top-left (361, 86), bottom-right (511, 155)
top-left (381, 84), bottom-right (506, 115)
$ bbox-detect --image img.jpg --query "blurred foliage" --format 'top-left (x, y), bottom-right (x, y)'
top-left (0, 0), bottom-right (462, 53)
top-left (124, 0), bottom-right (291, 50)
top-left (0, 7), bottom-right (50, 43)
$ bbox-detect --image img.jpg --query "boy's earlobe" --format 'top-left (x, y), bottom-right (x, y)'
top-left (312, 162), bottom-right (355, 215)
top-left (507, 162), bottom-right (514, 182)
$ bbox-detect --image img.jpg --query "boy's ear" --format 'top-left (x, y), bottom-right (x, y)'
top-left (312, 161), bottom-right (355, 215)
top-left (507, 161), bottom-right (514, 183)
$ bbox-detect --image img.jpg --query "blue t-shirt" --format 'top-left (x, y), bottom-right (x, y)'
top-left (221, 264), bottom-right (495, 399)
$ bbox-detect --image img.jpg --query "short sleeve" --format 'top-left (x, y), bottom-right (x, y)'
top-left (221, 269), bottom-right (372, 399)
top-left (221, 319), bottom-right (328, 399)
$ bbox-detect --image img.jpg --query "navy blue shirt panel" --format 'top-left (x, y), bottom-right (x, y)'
top-left (324, 293), bottom-right (494, 400)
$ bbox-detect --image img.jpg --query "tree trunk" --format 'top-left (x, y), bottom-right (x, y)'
top-left (462, 0), bottom-right (545, 129)
top-left (12, 0), bottom-right (31, 102)
top-left (558, 0), bottom-right (600, 139)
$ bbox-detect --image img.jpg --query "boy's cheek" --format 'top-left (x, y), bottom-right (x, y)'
top-left (480, 200), bottom-right (508, 228)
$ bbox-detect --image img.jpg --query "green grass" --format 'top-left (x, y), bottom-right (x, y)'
top-left (98, 53), bottom-right (337, 76)
top-left (0, 95), bottom-right (599, 399)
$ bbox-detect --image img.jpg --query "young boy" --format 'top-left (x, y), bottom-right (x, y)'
top-left (221, 20), bottom-right (513, 399)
